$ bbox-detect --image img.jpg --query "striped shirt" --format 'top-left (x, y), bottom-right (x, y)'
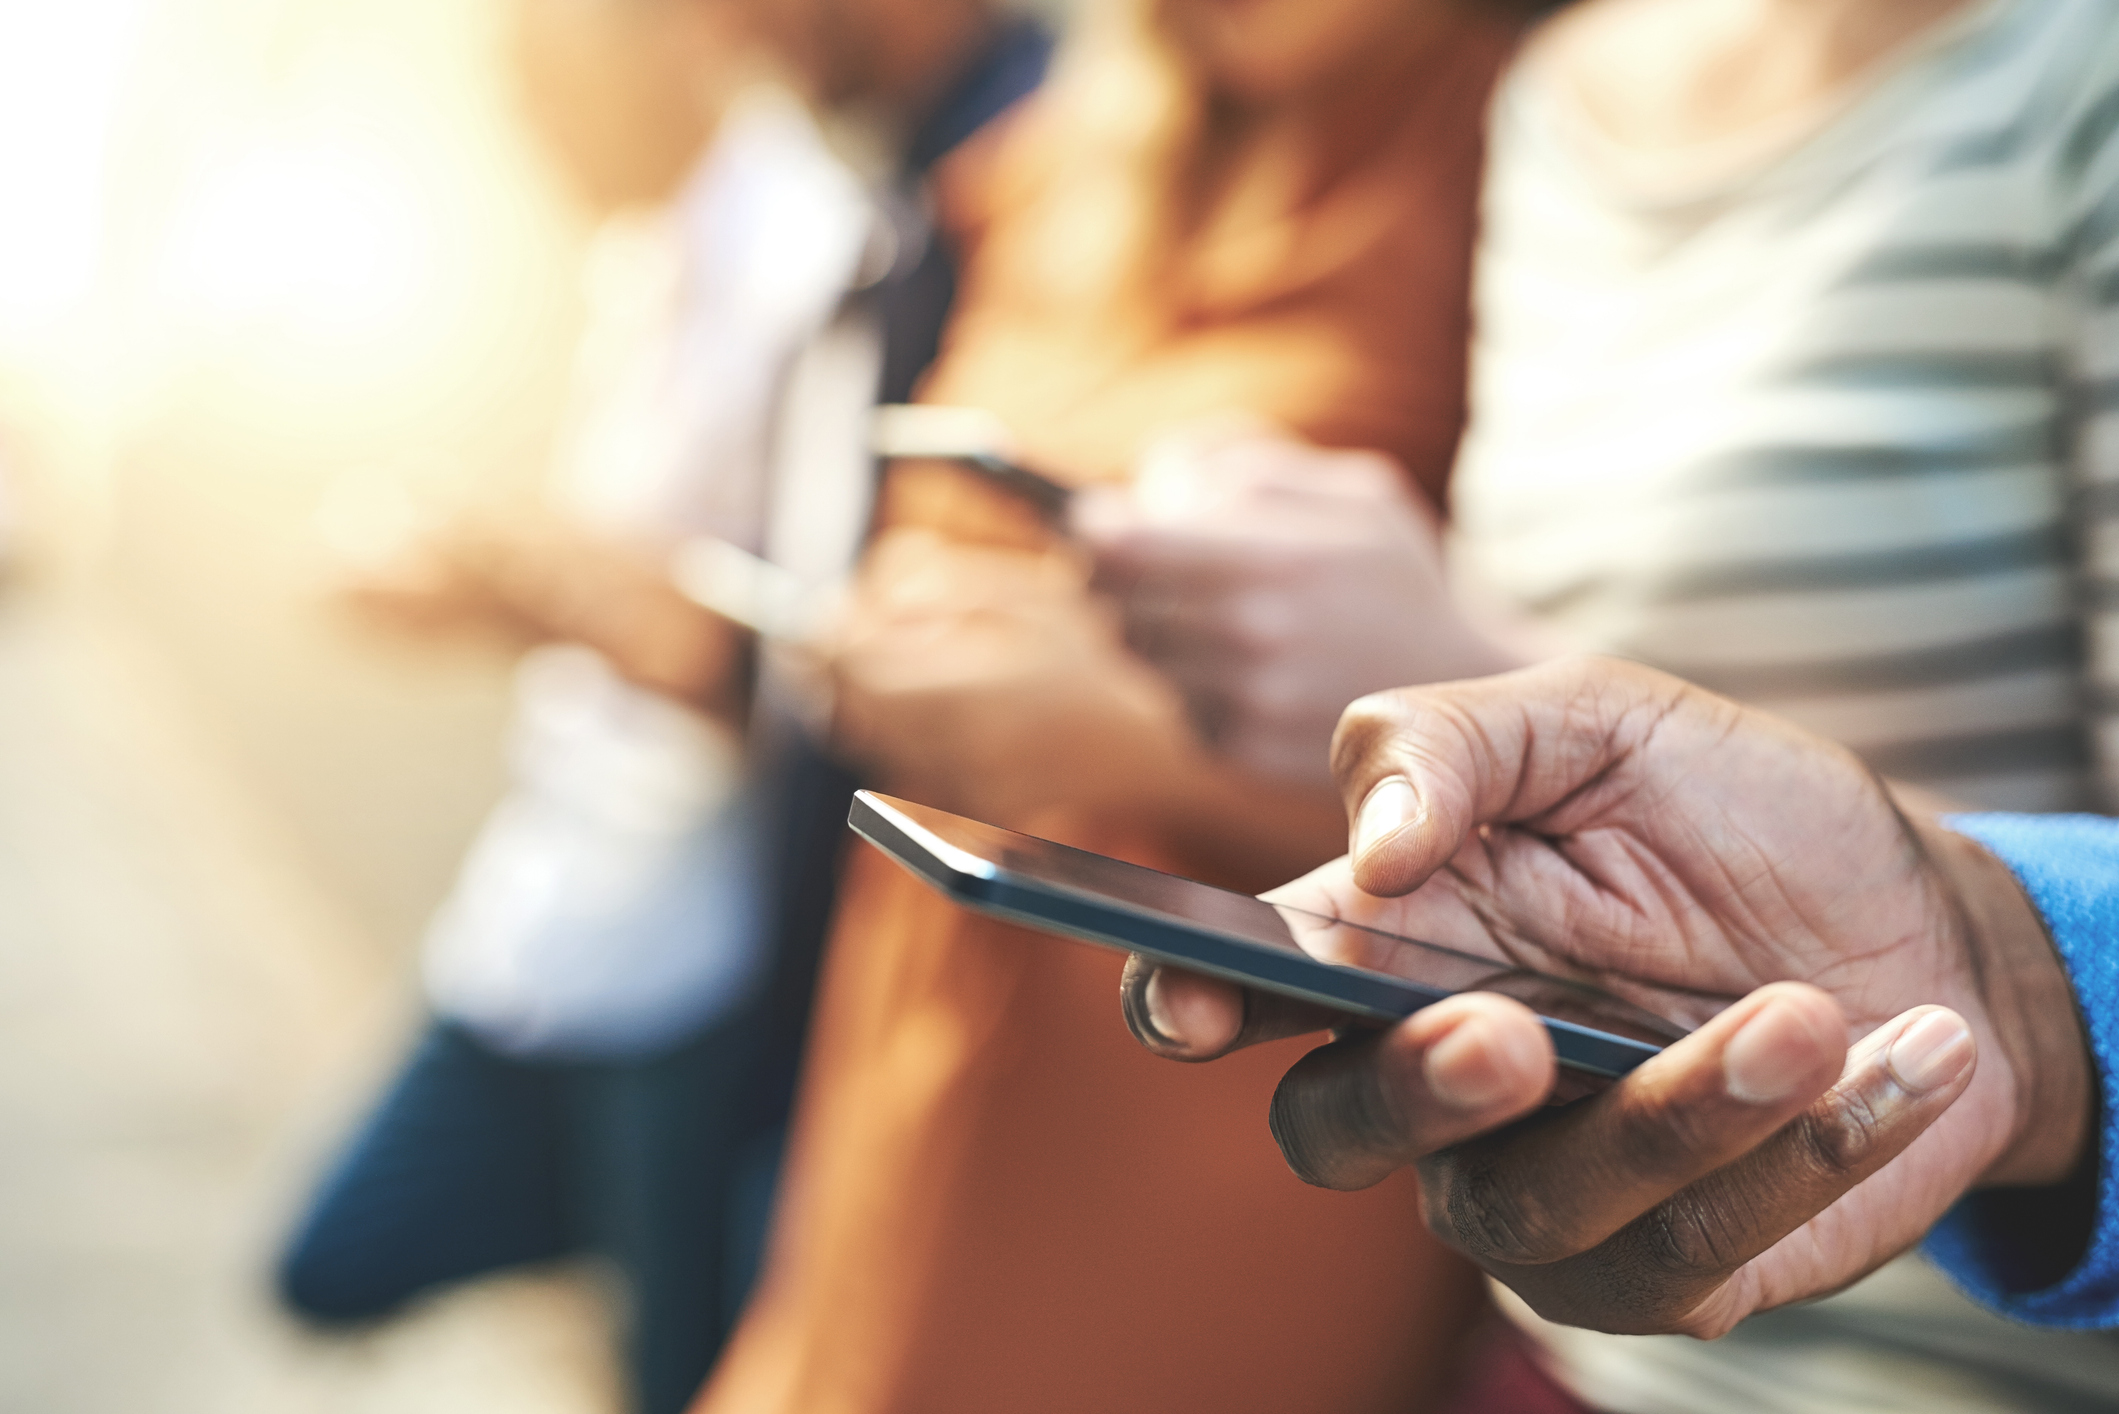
top-left (1455, 0), bottom-right (2119, 814)
top-left (1454, 0), bottom-right (2119, 1408)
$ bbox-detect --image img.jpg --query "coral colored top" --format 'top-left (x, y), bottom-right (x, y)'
top-left (694, 14), bottom-right (1518, 1414)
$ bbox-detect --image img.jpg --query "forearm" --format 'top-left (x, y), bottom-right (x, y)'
top-left (1927, 813), bottom-right (2119, 1325)
top-left (471, 528), bottom-right (754, 720)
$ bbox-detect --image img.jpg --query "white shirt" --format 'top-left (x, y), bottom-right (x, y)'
top-left (423, 90), bottom-right (871, 1059)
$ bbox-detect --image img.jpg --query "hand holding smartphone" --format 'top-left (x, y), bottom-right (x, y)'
top-left (669, 404), bottom-right (1074, 641)
top-left (850, 791), bottom-right (1687, 1077)
top-left (870, 404), bottom-right (1074, 525)
top-left (668, 535), bottom-right (836, 642)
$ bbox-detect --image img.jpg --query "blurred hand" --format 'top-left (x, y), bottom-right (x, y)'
top-left (1119, 657), bottom-right (2091, 1337)
top-left (328, 499), bottom-right (747, 715)
top-left (825, 527), bottom-right (1202, 830)
top-left (1077, 432), bottom-right (1521, 789)
top-left (318, 477), bottom-right (517, 638)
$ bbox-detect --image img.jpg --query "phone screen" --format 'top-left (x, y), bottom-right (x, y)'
top-left (873, 794), bottom-right (1688, 1053)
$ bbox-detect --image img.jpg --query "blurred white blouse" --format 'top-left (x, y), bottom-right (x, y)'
top-left (423, 89), bottom-right (869, 1059)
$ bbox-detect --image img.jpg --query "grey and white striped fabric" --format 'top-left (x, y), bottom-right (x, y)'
top-left (1454, 0), bottom-right (2119, 814)
top-left (1455, 1), bottom-right (2119, 1408)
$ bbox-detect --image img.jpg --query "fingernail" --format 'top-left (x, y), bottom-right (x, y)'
top-left (1353, 778), bottom-right (1422, 862)
top-left (1723, 1000), bottom-right (1825, 1105)
top-left (1425, 1017), bottom-right (1522, 1110)
top-left (1886, 1010), bottom-right (1974, 1093)
top-left (1142, 969), bottom-right (1183, 1047)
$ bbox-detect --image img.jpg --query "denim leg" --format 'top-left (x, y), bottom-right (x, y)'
top-left (570, 1006), bottom-right (781, 1414)
top-left (276, 1017), bottom-right (579, 1321)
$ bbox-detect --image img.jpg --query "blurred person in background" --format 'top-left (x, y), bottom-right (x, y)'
top-left (275, 0), bottom-right (1049, 1410)
top-left (1087, 0), bottom-right (2119, 1410)
top-left (690, 2), bottom-right (1523, 1412)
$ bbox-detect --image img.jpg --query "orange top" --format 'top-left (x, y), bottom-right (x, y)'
top-left (696, 12), bottom-right (1517, 1414)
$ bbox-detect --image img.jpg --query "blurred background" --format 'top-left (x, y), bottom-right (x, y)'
top-left (0, 0), bottom-right (619, 1407)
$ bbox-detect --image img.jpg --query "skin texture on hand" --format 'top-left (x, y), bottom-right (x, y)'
top-left (1120, 657), bottom-right (2091, 1337)
top-left (1078, 433), bottom-right (1522, 789)
top-left (821, 526), bottom-right (1349, 882)
top-left (823, 527), bottom-right (1197, 828)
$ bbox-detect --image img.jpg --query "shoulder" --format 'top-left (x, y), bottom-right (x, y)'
top-left (927, 98), bottom-right (1054, 256)
top-left (1957, 0), bottom-right (2119, 177)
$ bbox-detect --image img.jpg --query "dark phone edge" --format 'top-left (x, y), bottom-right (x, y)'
top-left (848, 793), bottom-right (1657, 1079)
top-left (950, 454), bottom-right (1074, 522)
top-left (876, 447), bottom-right (1072, 521)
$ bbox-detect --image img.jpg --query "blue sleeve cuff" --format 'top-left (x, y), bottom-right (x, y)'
top-left (1924, 813), bottom-right (2119, 1328)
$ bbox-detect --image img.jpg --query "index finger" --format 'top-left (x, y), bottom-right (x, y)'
top-left (1329, 658), bottom-right (1711, 897)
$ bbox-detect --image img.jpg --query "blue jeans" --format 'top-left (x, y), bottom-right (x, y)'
top-left (277, 1014), bottom-right (786, 1414)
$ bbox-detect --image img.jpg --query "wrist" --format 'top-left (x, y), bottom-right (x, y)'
top-left (1920, 815), bottom-right (2093, 1188)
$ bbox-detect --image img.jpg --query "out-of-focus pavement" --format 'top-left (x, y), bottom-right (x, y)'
top-left (0, 0), bottom-right (650, 1402)
top-left (0, 585), bottom-right (619, 1414)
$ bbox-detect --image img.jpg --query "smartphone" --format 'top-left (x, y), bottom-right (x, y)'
top-left (939, 452), bottom-right (1073, 522)
top-left (668, 536), bottom-right (829, 641)
top-left (870, 404), bottom-right (1073, 524)
top-left (849, 791), bottom-right (1687, 1078)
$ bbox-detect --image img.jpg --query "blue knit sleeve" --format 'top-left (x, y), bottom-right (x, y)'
top-left (1923, 813), bottom-right (2119, 1327)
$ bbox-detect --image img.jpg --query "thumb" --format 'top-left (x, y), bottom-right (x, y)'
top-left (1330, 657), bottom-right (1698, 896)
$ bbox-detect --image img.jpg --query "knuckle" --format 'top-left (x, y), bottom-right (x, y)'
top-left (1335, 1066), bottom-right (1413, 1156)
top-left (1269, 1041), bottom-right (1411, 1190)
top-left (1328, 690), bottom-right (1417, 777)
top-left (1432, 1154), bottom-right (1579, 1266)
top-left (1613, 1086), bottom-right (1736, 1182)
top-left (1793, 1087), bottom-right (1886, 1178)
top-left (1632, 1191), bottom-right (1752, 1281)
